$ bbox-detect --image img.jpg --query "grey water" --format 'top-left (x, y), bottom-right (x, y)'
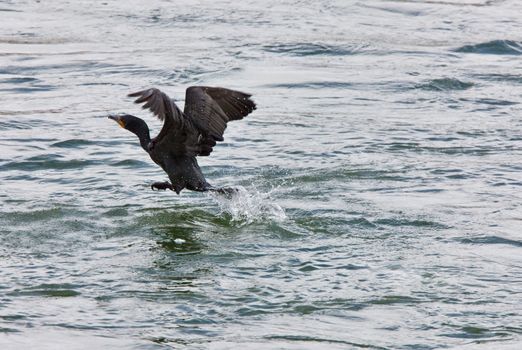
top-left (1, 0), bottom-right (522, 349)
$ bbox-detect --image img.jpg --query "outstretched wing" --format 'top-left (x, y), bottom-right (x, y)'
top-left (128, 88), bottom-right (201, 156)
top-left (183, 86), bottom-right (256, 142)
top-left (128, 88), bottom-right (184, 139)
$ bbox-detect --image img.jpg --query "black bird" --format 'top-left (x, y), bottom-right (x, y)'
top-left (108, 86), bottom-right (256, 194)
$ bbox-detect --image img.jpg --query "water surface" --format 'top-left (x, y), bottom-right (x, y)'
top-left (1, 0), bottom-right (522, 349)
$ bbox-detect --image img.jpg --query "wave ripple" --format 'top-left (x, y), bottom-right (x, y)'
top-left (454, 40), bottom-right (522, 55)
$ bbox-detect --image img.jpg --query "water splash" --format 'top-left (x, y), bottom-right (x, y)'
top-left (209, 186), bottom-right (286, 224)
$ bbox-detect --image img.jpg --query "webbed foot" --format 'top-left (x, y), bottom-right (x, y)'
top-left (208, 187), bottom-right (238, 199)
top-left (151, 181), bottom-right (174, 191)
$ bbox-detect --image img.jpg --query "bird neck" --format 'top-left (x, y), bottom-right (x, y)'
top-left (137, 129), bottom-right (151, 152)
top-left (126, 118), bottom-right (151, 151)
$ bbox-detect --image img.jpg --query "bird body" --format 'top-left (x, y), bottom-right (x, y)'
top-left (109, 86), bottom-right (256, 194)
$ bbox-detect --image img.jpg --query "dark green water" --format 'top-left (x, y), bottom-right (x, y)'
top-left (1, 0), bottom-right (522, 349)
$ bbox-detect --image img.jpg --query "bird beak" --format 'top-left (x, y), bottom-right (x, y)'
top-left (108, 115), bottom-right (125, 128)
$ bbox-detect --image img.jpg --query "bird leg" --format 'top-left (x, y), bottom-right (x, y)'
top-left (151, 181), bottom-right (174, 191)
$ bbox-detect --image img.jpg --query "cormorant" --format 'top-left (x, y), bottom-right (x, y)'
top-left (108, 86), bottom-right (256, 194)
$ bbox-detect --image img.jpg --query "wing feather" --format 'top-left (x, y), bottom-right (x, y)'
top-left (184, 86), bottom-right (256, 144)
top-left (128, 86), bottom-right (255, 158)
top-left (128, 88), bottom-right (193, 155)
top-left (128, 88), bottom-right (182, 124)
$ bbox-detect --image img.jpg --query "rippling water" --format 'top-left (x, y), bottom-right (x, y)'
top-left (1, 0), bottom-right (522, 349)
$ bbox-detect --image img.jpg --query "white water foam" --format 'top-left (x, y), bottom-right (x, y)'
top-left (209, 185), bottom-right (287, 224)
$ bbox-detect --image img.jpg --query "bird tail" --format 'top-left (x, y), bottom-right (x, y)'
top-left (206, 186), bottom-right (238, 198)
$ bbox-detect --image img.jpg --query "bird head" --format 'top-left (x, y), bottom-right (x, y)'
top-left (108, 114), bottom-right (138, 130)
top-left (108, 114), bottom-right (151, 150)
